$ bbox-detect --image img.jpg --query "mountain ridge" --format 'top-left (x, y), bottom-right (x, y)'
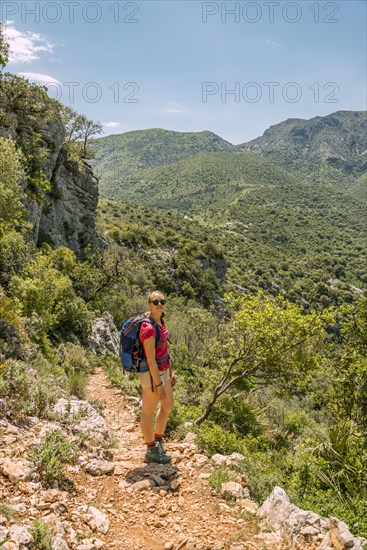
top-left (239, 110), bottom-right (367, 188)
top-left (90, 127), bottom-right (238, 186)
top-left (92, 110), bottom-right (366, 197)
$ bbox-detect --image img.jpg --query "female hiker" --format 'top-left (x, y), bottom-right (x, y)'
top-left (138, 290), bottom-right (176, 464)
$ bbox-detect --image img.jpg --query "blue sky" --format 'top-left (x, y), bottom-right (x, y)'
top-left (2, 0), bottom-right (366, 143)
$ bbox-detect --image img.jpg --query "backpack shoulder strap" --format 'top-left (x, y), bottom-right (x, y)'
top-left (139, 316), bottom-right (160, 347)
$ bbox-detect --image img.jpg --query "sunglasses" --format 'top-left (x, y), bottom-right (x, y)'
top-left (149, 299), bottom-right (167, 305)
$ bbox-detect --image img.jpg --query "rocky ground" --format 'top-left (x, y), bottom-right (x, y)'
top-left (1, 368), bottom-right (366, 550)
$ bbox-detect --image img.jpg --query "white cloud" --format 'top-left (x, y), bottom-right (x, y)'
top-left (162, 108), bottom-right (183, 114)
top-left (265, 39), bottom-right (281, 48)
top-left (103, 122), bottom-right (121, 128)
top-left (4, 21), bottom-right (55, 64)
top-left (18, 72), bottom-right (61, 85)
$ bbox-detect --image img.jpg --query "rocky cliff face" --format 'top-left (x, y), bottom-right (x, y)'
top-left (0, 80), bottom-right (99, 255)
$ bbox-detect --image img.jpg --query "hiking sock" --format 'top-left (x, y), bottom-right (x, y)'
top-left (155, 433), bottom-right (164, 442)
top-left (146, 440), bottom-right (155, 448)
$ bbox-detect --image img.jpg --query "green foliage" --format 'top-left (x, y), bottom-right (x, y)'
top-left (0, 360), bottom-right (58, 419)
top-left (0, 22), bottom-right (9, 69)
top-left (10, 249), bottom-right (93, 344)
top-left (0, 292), bottom-right (25, 367)
top-left (193, 293), bottom-right (330, 425)
top-left (0, 74), bottom-right (59, 202)
top-left (30, 520), bottom-right (53, 550)
top-left (0, 137), bottom-right (28, 237)
top-left (237, 450), bottom-right (287, 503)
top-left (29, 429), bottom-right (78, 487)
top-left (0, 231), bottom-right (34, 287)
top-left (0, 504), bottom-right (12, 520)
top-left (196, 422), bottom-right (245, 456)
top-left (210, 397), bottom-right (262, 437)
top-left (61, 343), bottom-right (92, 398)
top-left (60, 104), bottom-right (103, 159)
top-left (208, 466), bottom-right (237, 493)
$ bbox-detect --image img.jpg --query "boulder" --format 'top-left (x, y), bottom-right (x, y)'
top-left (88, 313), bottom-right (120, 356)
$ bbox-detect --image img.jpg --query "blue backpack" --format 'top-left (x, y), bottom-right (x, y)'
top-left (119, 315), bottom-right (160, 373)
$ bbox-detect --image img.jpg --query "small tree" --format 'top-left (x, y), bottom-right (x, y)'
top-left (0, 22), bottom-right (9, 69)
top-left (194, 293), bottom-right (330, 424)
top-left (60, 106), bottom-right (103, 158)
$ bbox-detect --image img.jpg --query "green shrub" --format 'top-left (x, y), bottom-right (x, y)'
top-left (0, 231), bottom-right (34, 287)
top-left (0, 360), bottom-right (58, 419)
top-left (28, 429), bottom-right (78, 487)
top-left (166, 402), bottom-right (201, 437)
top-left (30, 520), bottom-right (53, 550)
top-left (196, 421), bottom-right (245, 456)
top-left (236, 451), bottom-right (286, 503)
top-left (210, 397), bottom-right (262, 437)
top-left (10, 253), bottom-right (93, 344)
top-left (61, 344), bottom-right (92, 398)
top-left (0, 504), bottom-right (12, 520)
top-left (208, 466), bottom-right (237, 493)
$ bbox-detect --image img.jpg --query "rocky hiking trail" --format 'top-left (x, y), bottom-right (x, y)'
top-left (79, 368), bottom-right (269, 550)
top-left (1, 367), bottom-right (366, 550)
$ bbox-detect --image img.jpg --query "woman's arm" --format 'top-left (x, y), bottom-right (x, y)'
top-left (143, 336), bottom-right (166, 399)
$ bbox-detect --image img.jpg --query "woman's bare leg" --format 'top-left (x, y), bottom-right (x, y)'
top-left (140, 388), bottom-right (159, 443)
top-left (155, 379), bottom-right (174, 436)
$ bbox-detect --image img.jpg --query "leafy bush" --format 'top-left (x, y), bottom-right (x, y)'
top-left (10, 252), bottom-right (93, 344)
top-left (0, 137), bottom-right (27, 237)
top-left (0, 360), bottom-right (58, 419)
top-left (196, 421), bottom-right (245, 456)
top-left (61, 343), bottom-right (92, 398)
top-left (236, 450), bottom-right (287, 504)
top-left (208, 466), bottom-right (237, 493)
top-left (0, 231), bottom-right (34, 287)
top-left (0, 319), bottom-right (24, 364)
top-left (28, 429), bottom-right (79, 487)
top-left (30, 520), bottom-right (53, 550)
top-left (210, 397), bottom-right (262, 437)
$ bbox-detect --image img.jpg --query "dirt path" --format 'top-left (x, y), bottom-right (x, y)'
top-left (71, 367), bottom-right (273, 550)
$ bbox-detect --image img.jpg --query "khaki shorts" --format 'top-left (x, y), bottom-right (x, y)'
top-left (138, 369), bottom-right (171, 390)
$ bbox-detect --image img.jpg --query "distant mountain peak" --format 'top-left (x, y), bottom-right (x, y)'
top-left (239, 110), bottom-right (366, 186)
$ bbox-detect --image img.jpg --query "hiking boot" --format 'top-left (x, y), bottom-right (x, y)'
top-left (144, 443), bottom-right (171, 464)
top-left (156, 438), bottom-right (166, 454)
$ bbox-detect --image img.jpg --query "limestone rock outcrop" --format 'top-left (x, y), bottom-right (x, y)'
top-left (259, 486), bottom-right (367, 549)
top-left (0, 79), bottom-right (99, 255)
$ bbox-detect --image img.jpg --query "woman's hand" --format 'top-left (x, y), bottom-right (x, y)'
top-left (157, 384), bottom-right (166, 401)
top-left (170, 372), bottom-right (177, 387)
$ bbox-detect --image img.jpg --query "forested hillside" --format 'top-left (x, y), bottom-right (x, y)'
top-left (90, 128), bottom-right (237, 196)
top-left (1, 28), bottom-right (367, 545)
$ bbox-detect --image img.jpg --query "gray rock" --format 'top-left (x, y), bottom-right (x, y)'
top-left (53, 398), bottom-right (110, 446)
top-left (132, 479), bottom-right (153, 491)
top-left (125, 463), bottom-right (179, 492)
top-left (329, 517), bottom-right (367, 550)
top-left (0, 458), bottom-right (33, 484)
top-left (85, 460), bottom-right (115, 476)
top-left (8, 524), bottom-right (33, 547)
top-left (52, 536), bottom-right (71, 550)
top-left (226, 452), bottom-right (245, 465)
top-left (220, 481), bottom-right (249, 499)
top-left (86, 507), bottom-right (109, 535)
top-left (88, 313), bottom-right (120, 356)
top-left (211, 454), bottom-right (227, 466)
top-left (259, 487), bottom-right (367, 549)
